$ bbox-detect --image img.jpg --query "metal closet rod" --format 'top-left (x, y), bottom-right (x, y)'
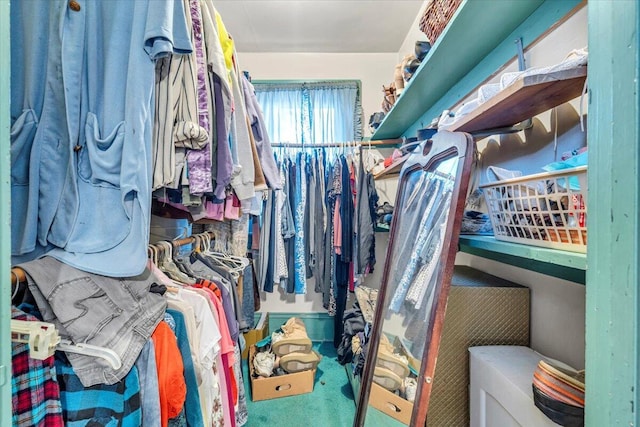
top-left (9, 231), bottom-right (216, 286)
top-left (270, 138), bottom-right (403, 148)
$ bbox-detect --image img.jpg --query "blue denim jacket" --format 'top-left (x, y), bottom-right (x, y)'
top-left (11, 0), bottom-right (192, 276)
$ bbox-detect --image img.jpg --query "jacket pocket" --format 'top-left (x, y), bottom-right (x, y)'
top-left (50, 276), bottom-right (123, 344)
top-left (78, 112), bottom-right (125, 188)
top-left (10, 109), bottom-right (38, 185)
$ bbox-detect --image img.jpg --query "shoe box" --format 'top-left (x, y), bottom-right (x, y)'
top-left (248, 344), bottom-right (316, 401)
top-left (242, 312), bottom-right (269, 359)
top-left (368, 336), bottom-right (417, 425)
top-left (369, 382), bottom-right (414, 425)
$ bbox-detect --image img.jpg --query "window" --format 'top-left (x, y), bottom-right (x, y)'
top-left (253, 80), bottom-right (363, 146)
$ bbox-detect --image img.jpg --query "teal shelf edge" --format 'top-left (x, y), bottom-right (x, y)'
top-left (458, 235), bottom-right (586, 284)
top-left (371, 0), bottom-right (545, 140)
top-left (0, 0), bottom-right (10, 422)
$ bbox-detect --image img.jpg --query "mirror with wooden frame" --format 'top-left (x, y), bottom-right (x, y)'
top-left (354, 131), bottom-right (474, 426)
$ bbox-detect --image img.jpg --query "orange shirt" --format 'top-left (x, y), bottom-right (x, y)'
top-left (152, 320), bottom-right (187, 427)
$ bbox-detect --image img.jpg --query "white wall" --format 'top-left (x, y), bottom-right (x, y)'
top-left (397, 0), bottom-right (431, 62)
top-left (459, 5), bottom-right (588, 369)
top-left (237, 52), bottom-right (398, 139)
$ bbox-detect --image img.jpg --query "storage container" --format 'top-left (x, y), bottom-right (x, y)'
top-left (481, 166), bottom-right (587, 253)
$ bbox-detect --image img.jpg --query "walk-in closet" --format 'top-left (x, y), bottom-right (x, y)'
top-left (2, 1), bottom-right (639, 426)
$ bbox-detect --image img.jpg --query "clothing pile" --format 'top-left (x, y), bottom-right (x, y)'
top-left (11, 240), bottom-right (256, 427)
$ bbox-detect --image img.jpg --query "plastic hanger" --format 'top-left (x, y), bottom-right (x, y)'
top-left (11, 320), bottom-right (122, 369)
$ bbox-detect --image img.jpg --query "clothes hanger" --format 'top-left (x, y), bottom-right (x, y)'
top-left (11, 270), bottom-right (20, 301)
top-left (11, 320), bottom-right (122, 369)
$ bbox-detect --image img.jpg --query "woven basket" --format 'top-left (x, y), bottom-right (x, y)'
top-left (418, 0), bottom-right (462, 44)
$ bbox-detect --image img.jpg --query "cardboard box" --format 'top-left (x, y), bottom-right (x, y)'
top-left (242, 312), bottom-right (269, 359)
top-left (369, 382), bottom-right (414, 425)
top-left (248, 345), bottom-right (316, 401)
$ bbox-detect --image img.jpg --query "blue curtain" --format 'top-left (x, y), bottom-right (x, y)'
top-left (254, 81), bottom-right (362, 145)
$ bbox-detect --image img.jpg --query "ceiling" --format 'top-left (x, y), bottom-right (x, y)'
top-left (213, 1), bottom-right (426, 53)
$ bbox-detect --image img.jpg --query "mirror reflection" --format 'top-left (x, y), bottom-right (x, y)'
top-left (361, 150), bottom-right (463, 426)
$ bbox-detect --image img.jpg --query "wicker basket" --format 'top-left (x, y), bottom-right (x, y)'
top-left (480, 166), bottom-right (587, 253)
top-left (418, 0), bottom-right (463, 44)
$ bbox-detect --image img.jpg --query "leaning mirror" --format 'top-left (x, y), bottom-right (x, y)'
top-left (354, 131), bottom-right (474, 426)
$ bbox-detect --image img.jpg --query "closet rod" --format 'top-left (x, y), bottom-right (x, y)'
top-left (169, 231), bottom-right (214, 249)
top-left (11, 231), bottom-right (215, 285)
top-left (270, 138), bottom-right (403, 148)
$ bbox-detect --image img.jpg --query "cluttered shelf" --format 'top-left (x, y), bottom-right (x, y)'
top-left (458, 235), bottom-right (586, 284)
top-left (373, 155), bottom-right (409, 180)
top-left (445, 67), bottom-right (587, 133)
top-left (372, 65), bottom-right (587, 180)
top-left (371, 0), bottom-right (545, 140)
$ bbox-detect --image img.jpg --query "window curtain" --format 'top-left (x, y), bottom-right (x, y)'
top-left (254, 80), bottom-right (363, 145)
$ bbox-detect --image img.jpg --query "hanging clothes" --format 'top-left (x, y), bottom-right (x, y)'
top-left (11, 307), bottom-right (64, 427)
top-left (10, 0), bottom-right (193, 277)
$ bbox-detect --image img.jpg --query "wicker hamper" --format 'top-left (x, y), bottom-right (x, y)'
top-left (418, 0), bottom-right (463, 44)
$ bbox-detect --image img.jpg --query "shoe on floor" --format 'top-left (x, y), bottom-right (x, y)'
top-left (377, 334), bottom-right (410, 378)
top-left (253, 350), bottom-right (275, 378)
top-left (373, 366), bottom-right (403, 391)
top-left (272, 317), bottom-right (312, 357)
top-left (280, 350), bottom-right (322, 373)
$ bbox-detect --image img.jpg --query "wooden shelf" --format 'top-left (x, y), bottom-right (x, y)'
top-left (447, 67), bottom-right (587, 133)
top-left (458, 235), bottom-right (586, 284)
top-left (373, 155), bottom-right (408, 180)
top-left (371, 0), bottom-right (545, 140)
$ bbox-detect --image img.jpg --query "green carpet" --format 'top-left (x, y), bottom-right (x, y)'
top-left (243, 342), bottom-right (356, 427)
top-left (242, 342), bottom-right (408, 426)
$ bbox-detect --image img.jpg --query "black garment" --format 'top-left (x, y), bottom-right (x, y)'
top-left (333, 273), bottom-right (349, 348)
top-left (356, 152), bottom-right (379, 274)
top-left (337, 301), bottom-right (366, 365)
top-left (304, 154), bottom-right (313, 279)
top-left (334, 156), bottom-right (354, 347)
top-left (339, 156), bottom-right (354, 263)
top-left (286, 160), bottom-right (297, 294)
top-left (262, 191), bottom-right (276, 294)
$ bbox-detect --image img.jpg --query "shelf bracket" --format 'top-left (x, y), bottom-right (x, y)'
top-left (468, 38), bottom-right (533, 139)
top-left (468, 120), bottom-right (534, 138)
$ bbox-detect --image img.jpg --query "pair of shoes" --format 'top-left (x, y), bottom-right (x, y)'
top-left (271, 317), bottom-right (322, 373)
top-left (272, 317), bottom-right (312, 356)
top-left (280, 350), bottom-right (322, 373)
top-left (378, 334), bottom-right (410, 378)
top-left (373, 334), bottom-right (410, 391)
top-left (373, 366), bottom-right (403, 391)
